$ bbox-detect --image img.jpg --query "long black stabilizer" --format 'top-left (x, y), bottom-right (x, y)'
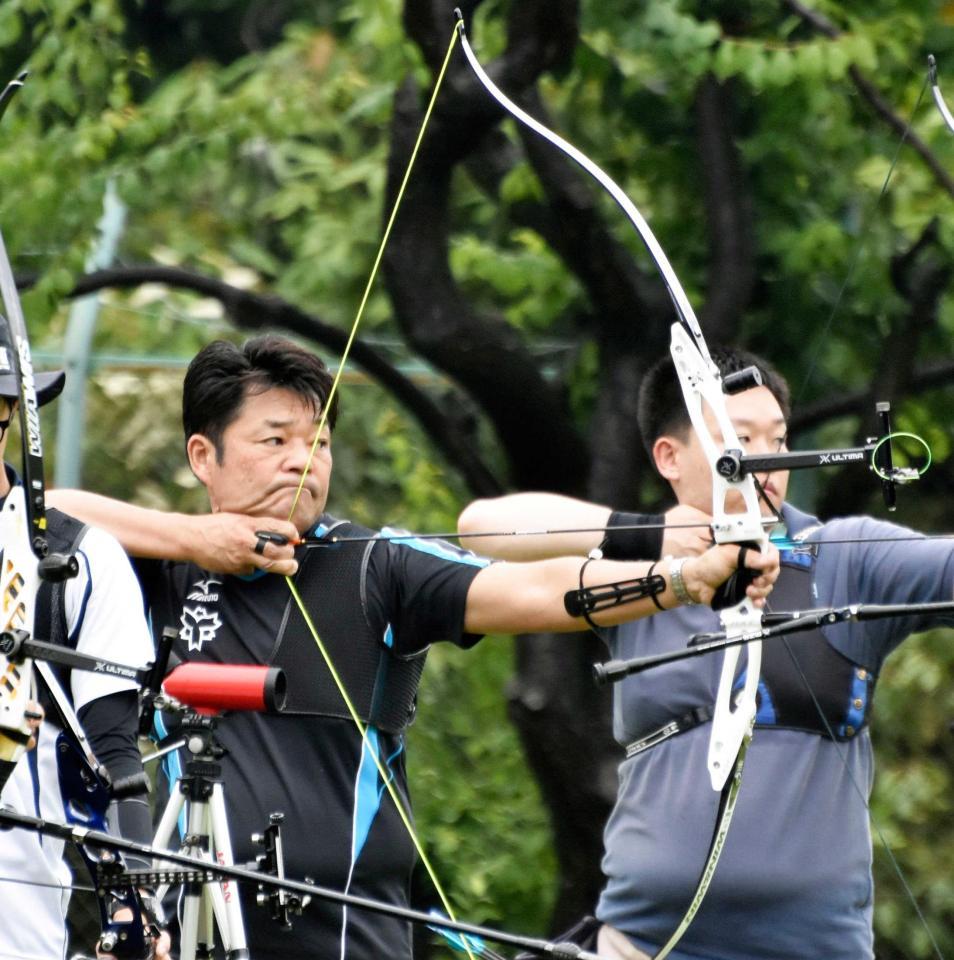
top-left (593, 600), bottom-right (954, 685)
top-left (0, 808), bottom-right (602, 960)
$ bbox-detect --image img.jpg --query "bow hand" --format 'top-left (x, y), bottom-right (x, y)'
top-left (709, 542), bottom-right (764, 610)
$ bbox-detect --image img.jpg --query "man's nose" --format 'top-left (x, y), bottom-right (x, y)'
top-left (283, 438), bottom-right (314, 474)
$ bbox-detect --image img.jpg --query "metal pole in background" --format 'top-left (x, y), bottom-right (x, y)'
top-left (54, 179), bottom-right (127, 488)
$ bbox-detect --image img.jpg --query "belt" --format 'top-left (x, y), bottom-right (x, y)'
top-left (624, 705), bottom-right (713, 758)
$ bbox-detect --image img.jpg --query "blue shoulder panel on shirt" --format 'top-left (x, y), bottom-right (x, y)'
top-left (380, 527), bottom-right (490, 568)
top-left (755, 679), bottom-right (778, 725)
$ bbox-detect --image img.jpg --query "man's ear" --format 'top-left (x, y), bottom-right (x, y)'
top-left (186, 434), bottom-right (216, 485)
top-left (653, 435), bottom-right (682, 482)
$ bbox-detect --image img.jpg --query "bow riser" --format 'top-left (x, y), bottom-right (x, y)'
top-left (0, 485), bottom-right (38, 766)
top-left (0, 222), bottom-right (44, 778)
top-left (0, 224), bottom-right (50, 553)
top-left (670, 325), bottom-right (766, 544)
top-left (670, 322), bottom-right (766, 792)
top-left (15, 337), bottom-right (42, 460)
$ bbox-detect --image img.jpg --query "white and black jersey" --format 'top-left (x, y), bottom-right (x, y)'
top-left (138, 516), bottom-right (489, 960)
top-left (0, 498), bottom-right (154, 960)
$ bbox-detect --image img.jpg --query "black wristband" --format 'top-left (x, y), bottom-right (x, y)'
top-left (601, 511), bottom-right (665, 561)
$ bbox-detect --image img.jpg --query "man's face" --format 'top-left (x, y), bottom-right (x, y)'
top-left (188, 386), bottom-right (332, 533)
top-left (659, 385), bottom-right (790, 518)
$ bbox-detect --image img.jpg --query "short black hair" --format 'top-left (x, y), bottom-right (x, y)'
top-left (636, 345), bottom-right (791, 458)
top-left (182, 335), bottom-right (338, 460)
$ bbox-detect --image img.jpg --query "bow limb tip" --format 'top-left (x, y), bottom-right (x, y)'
top-left (0, 76), bottom-right (25, 123)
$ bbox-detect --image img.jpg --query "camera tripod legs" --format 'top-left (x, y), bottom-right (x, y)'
top-left (154, 780), bottom-right (249, 960)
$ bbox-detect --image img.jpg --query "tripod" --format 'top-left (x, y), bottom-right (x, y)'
top-left (152, 713), bottom-right (249, 960)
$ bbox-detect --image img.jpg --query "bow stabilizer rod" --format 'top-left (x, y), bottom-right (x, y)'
top-left (0, 807), bottom-right (603, 960)
top-left (593, 599), bottom-right (954, 684)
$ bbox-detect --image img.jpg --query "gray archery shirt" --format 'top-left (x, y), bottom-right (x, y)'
top-left (596, 504), bottom-right (954, 960)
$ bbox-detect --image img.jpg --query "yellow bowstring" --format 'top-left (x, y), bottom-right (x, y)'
top-left (287, 22), bottom-right (458, 521)
top-left (283, 24), bottom-right (475, 959)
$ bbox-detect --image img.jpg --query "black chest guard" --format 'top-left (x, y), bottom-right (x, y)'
top-left (755, 545), bottom-right (874, 740)
top-left (267, 519), bottom-right (427, 734)
top-left (33, 509), bottom-right (88, 680)
top-left (30, 509), bottom-right (89, 711)
top-left (33, 508), bottom-right (89, 651)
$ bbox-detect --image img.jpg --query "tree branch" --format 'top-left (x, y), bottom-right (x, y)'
top-left (60, 264), bottom-right (504, 497)
top-left (695, 74), bottom-right (757, 343)
top-left (783, 0), bottom-right (954, 198)
top-left (384, 0), bottom-right (591, 494)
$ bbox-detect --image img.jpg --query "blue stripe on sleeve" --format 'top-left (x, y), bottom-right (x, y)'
top-left (380, 527), bottom-right (489, 568)
top-left (67, 549), bottom-right (94, 646)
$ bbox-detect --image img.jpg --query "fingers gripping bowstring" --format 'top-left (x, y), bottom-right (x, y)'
top-left (280, 25), bottom-right (478, 958)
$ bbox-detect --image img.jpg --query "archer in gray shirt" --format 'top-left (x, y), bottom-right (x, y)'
top-left (599, 503), bottom-right (954, 960)
top-left (458, 344), bottom-right (949, 959)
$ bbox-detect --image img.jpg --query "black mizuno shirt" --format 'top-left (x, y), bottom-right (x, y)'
top-left (136, 519), bottom-right (487, 959)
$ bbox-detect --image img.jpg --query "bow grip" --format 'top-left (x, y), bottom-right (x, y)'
top-left (710, 542), bottom-right (761, 611)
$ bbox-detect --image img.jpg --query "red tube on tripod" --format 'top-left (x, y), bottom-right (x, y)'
top-left (162, 664), bottom-right (287, 714)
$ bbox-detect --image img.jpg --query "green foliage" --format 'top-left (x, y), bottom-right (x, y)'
top-left (450, 228), bottom-right (582, 334)
top-left (5, 0), bottom-right (954, 952)
top-left (328, 388), bottom-right (470, 530)
top-left (871, 629), bottom-right (954, 957)
top-left (411, 638), bottom-right (557, 940)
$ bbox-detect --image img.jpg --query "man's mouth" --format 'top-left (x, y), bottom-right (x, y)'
top-left (269, 483), bottom-right (317, 502)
